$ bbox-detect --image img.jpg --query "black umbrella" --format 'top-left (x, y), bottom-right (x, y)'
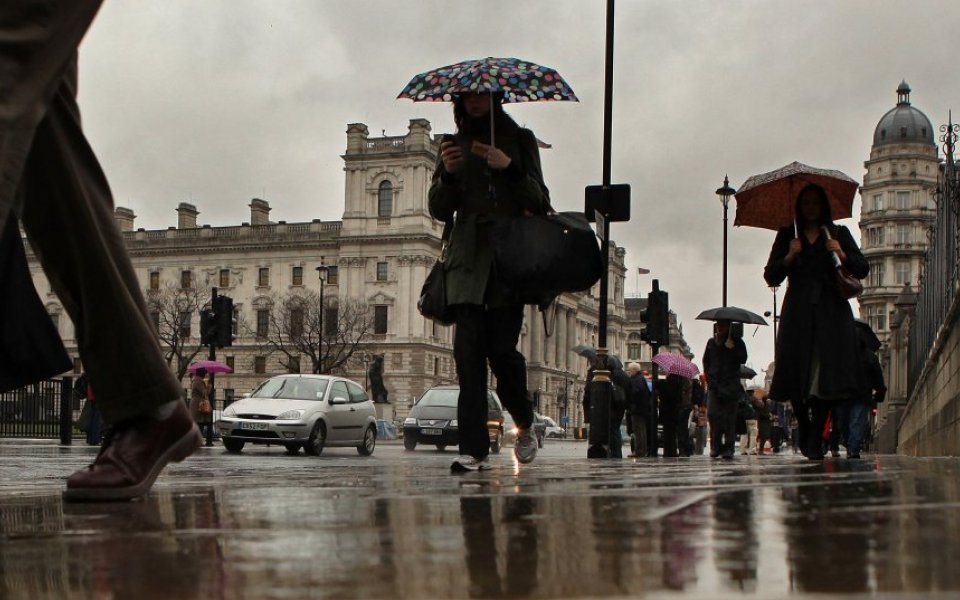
top-left (739, 365), bottom-right (758, 379)
top-left (696, 306), bottom-right (768, 326)
top-left (570, 345), bottom-right (622, 370)
top-left (854, 318), bottom-right (882, 352)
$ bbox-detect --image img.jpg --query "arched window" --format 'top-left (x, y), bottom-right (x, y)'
top-left (378, 181), bottom-right (393, 217)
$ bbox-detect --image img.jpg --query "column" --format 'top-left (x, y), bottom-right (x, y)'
top-left (557, 306), bottom-right (568, 372)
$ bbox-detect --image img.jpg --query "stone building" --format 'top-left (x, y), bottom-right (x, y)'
top-left (858, 82), bottom-right (938, 439)
top-left (26, 119), bottom-right (692, 428)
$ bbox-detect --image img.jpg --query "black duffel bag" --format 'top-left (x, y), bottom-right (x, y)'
top-left (417, 221), bottom-right (456, 326)
top-left (490, 211), bottom-right (602, 296)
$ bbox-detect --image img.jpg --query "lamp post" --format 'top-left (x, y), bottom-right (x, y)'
top-left (315, 265), bottom-right (328, 374)
top-left (715, 175), bottom-right (736, 307)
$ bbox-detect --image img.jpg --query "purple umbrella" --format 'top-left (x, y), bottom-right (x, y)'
top-left (187, 360), bottom-right (232, 374)
top-left (652, 352), bottom-right (700, 380)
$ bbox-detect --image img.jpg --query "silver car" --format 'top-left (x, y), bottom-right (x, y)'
top-left (217, 374), bottom-right (377, 456)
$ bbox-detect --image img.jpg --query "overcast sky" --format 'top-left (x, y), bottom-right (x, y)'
top-left (76, 1), bottom-right (958, 377)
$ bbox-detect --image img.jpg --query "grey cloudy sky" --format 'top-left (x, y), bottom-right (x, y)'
top-left (76, 1), bottom-right (957, 376)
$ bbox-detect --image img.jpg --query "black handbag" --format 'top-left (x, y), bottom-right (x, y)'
top-left (417, 222), bottom-right (456, 326)
top-left (490, 211), bottom-right (602, 297)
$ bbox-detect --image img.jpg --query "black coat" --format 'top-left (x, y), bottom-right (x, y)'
top-left (702, 336), bottom-right (748, 401)
top-left (764, 225), bottom-right (868, 403)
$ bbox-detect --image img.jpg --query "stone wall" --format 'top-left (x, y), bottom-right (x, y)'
top-left (898, 291), bottom-right (960, 456)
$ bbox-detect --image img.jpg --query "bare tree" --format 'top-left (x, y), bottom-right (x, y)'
top-left (144, 282), bottom-right (207, 382)
top-left (260, 290), bottom-right (373, 375)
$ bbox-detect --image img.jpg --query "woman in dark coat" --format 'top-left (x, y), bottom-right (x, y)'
top-left (428, 92), bottom-right (551, 471)
top-left (764, 184), bottom-right (868, 459)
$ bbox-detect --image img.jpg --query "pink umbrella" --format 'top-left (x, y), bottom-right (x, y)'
top-left (652, 352), bottom-right (699, 380)
top-left (187, 360), bottom-right (232, 374)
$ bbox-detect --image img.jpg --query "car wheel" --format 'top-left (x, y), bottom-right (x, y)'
top-left (435, 444), bottom-right (447, 451)
top-left (357, 425), bottom-right (376, 456)
top-left (222, 437), bottom-right (245, 454)
top-left (284, 443), bottom-right (302, 455)
top-left (305, 421), bottom-right (327, 456)
top-left (490, 429), bottom-right (503, 454)
top-left (404, 437), bottom-right (417, 451)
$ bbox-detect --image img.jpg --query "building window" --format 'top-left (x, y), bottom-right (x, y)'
top-left (867, 227), bottom-right (885, 248)
top-left (376, 261), bottom-right (388, 282)
top-left (325, 306), bottom-right (338, 336)
top-left (868, 305), bottom-right (887, 332)
top-left (374, 305), bottom-right (388, 334)
top-left (895, 262), bottom-right (912, 285)
top-left (219, 269), bottom-right (230, 288)
top-left (326, 266), bottom-right (338, 285)
top-left (73, 358), bottom-right (83, 374)
top-left (292, 266), bottom-right (303, 286)
top-left (433, 356), bottom-right (439, 375)
top-left (378, 181), bottom-right (393, 217)
top-left (225, 356), bottom-right (235, 371)
top-left (179, 311), bottom-right (192, 337)
top-left (869, 261), bottom-right (885, 287)
top-left (258, 267), bottom-right (270, 287)
top-left (896, 191), bottom-right (911, 210)
top-left (896, 225), bottom-right (912, 245)
top-left (181, 270), bottom-right (192, 289)
top-left (150, 271), bottom-right (160, 290)
top-left (873, 194), bottom-right (884, 212)
top-left (48, 312), bottom-right (59, 332)
top-left (254, 356), bottom-right (266, 374)
top-left (290, 308), bottom-right (304, 337)
top-left (256, 309), bottom-right (270, 338)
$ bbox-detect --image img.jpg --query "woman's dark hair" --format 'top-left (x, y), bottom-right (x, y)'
top-left (452, 92), bottom-right (520, 137)
top-left (195, 367), bottom-right (207, 377)
top-left (794, 183), bottom-right (834, 227)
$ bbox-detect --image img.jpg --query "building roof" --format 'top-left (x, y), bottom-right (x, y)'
top-left (873, 81), bottom-right (934, 147)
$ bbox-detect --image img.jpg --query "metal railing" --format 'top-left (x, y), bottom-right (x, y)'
top-left (0, 378), bottom-right (73, 440)
top-left (908, 118), bottom-right (960, 393)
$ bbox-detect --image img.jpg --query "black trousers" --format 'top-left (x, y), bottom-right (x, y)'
top-left (660, 399), bottom-right (680, 457)
top-left (708, 393), bottom-right (737, 457)
top-left (454, 304), bottom-right (533, 459)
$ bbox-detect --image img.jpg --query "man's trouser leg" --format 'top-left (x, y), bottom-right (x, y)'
top-left (18, 68), bottom-right (181, 424)
top-left (453, 305), bottom-right (493, 459)
top-left (631, 414), bottom-right (647, 457)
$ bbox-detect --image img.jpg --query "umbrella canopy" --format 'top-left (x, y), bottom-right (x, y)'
top-left (652, 352), bottom-right (700, 380)
top-left (696, 306), bottom-right (768, 326)
top-left (854, 318), bottom-right (882, 352)
top-left (187, 360), bottom-right (232, 374)
top-left (398, 57), bottom-right (578, 104)
top-left (570, 345), bottom-right (622, 370)
top-left (739, 365), bottom-right (758, 379)
top-left (733, 161), bottom-right (859, 231)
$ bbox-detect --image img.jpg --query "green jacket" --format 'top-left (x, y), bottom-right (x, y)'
top-left (428, 127), bottom-right (550, 307)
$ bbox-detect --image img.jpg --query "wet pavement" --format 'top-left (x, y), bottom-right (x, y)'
top-left (1, 440), bottom-right (959, 599)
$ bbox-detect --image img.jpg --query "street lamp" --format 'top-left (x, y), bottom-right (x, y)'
top-left (715, 175), bottom-right (736, 307)
top-left (316, 264), bottom-right (328, 374)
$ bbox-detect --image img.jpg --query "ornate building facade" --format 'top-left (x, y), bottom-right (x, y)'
top-left (26, 118), bottom-right (690, 427)
top-left (858, 82), bottom-right (938, 438)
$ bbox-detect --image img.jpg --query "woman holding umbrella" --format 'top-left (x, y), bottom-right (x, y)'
top-left (428, 91), bottom-right (550, 471)
top-left (763, 183), bottom-right (868, 459)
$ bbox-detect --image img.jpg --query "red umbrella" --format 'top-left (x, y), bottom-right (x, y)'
top-left (187, 360), bottom-right (231, 374)
top-left (733, 161), bottom-right (859, 231)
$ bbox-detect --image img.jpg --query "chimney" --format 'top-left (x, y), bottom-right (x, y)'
top-left (176, 202), bottom-right (199, 229)
top-left (114, 207), bottom-right (136, 232)
top-left (249, 198), bottom-right (271, 225)
top-left (346, 123), bottom-right (369, 154)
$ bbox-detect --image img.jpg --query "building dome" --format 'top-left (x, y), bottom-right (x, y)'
top-left (873, 81), bottom-right (935, 147)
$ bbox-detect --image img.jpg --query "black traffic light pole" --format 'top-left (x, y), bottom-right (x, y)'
top-left (205, 287), bottom-right (219, 446)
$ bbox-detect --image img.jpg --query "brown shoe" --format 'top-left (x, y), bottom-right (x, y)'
top-left (63, 401), bottom-right (202, 502)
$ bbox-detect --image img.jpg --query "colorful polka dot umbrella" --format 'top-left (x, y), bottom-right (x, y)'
top-left (397, 56), bottom-right (578, 103)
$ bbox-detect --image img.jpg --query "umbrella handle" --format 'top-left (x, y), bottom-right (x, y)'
top-left (489, 92), bottom-right (495, 147)
top-left (820, 225), bottom-right (842, 268)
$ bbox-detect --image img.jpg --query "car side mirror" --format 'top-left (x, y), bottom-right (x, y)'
top-left (331, 396), bottom-right (349, 405)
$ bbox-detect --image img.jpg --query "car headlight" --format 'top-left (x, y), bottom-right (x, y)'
top-left (510, 427), bottom-right (519, 435)
top-left (222, 405), bottom-right (237, 417)
top-left (450, 419), bottom-right (458, 427)
top-left (276, 409), bottom-right (305, 420)
top-left (404, 417), bottom-right (416, 426)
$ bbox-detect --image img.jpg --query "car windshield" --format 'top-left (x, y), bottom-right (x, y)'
top-left (418, 389), bottom-right (459, 407)
top-left (250, 377), bottom-right (328, 401)
top-left (544, 417), bottom-right (559, 427)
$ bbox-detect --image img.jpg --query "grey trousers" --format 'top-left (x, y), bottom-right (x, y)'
top-left (2, 1), bottom-right (182, 423)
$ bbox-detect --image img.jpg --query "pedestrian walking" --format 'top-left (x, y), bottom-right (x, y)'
top-left (691, 376), bottom-right (707, 455)
top-left (703, 321), bottom-right (748, 459)
top-left (0, 2), bottom-right (203, 501)
top-left (657, 374), bottom-right (685, 458)
top-left (190, 368), bottom-right (214, 447)
top-left (754, 390), bottom-right (773, 454)
top-left (428, 91), bottom-right (550, 471)
top-left (739, 389), bottom-right (759, 455)
top-left (764, 184), bottom-right (869, 459)
top-left (625, 362), bottom-right (651, 457)
top-left (844, 324), bottom-right (886, 459)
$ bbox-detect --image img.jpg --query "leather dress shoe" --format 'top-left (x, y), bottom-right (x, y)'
top-left (64, 401), bottom-right (202, 502)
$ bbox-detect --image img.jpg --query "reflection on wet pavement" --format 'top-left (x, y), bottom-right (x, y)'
top-left (0, 442), bottom-right (958, 599)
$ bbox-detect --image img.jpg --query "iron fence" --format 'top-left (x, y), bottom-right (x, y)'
top-left (909, 118), bottom-right (960, 393)
top-left (0, 378), bottom-right (73, 439)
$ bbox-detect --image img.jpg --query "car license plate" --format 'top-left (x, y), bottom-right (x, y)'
top-left (421, 428), bottom-right (442, 436)
top-left (240, 421), bottom-right (269, 430)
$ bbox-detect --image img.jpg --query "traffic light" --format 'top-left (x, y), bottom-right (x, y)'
top-left (200, 309), bottom-right (217, 346)
top-left (213, 295), bottom-right (235, 347)
top-left (641, 279), bottom-right (670, 346)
